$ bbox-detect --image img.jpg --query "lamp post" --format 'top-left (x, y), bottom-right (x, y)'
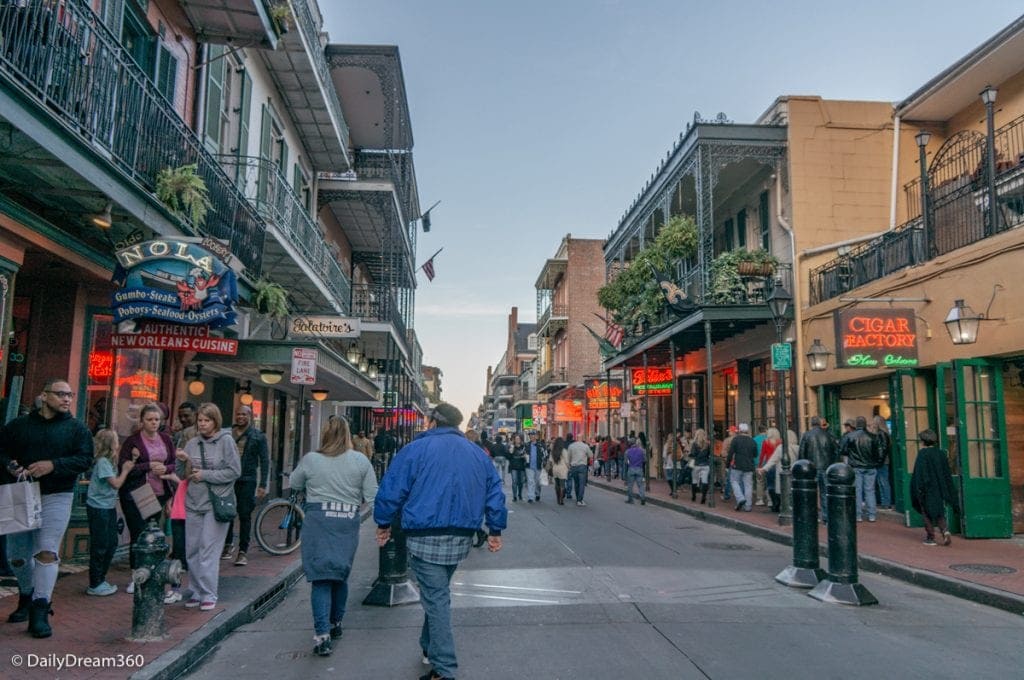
top-left (767, 285), bottom-right (793, 526)
top-left (915, 129), bottom-right (932, 260)
top-left (981, 86), bottom-right (998, 237)
top-left (944, 299), bottom-right (982, 345)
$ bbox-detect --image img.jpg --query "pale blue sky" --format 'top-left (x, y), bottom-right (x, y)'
top-left (322, 1), bottom-right (1022, 421)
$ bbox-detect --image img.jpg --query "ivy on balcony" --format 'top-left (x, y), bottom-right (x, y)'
top-left (597, 215), bottom-right (697, 328)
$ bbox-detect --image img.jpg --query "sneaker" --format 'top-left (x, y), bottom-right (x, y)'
top-left (330, 623), bottom-right (343, 639)
top-left (576, 501), bottom-right (586, 507)
top-left (199, 601), bottom-right (216, 611)
top-left (313, 636), bottom-right (333, 657)
top-left (86, 582), bottom-right (117, 597)
top-left (755, 500), bottom-right (766, 506)
top-left (922, 537), bottom-right (937, 546)
top-left (867, 517), bottom-right (877, 523)
top-left (422, 650), bottom-right (430, 665)
top-left (185, 598), bottom-right (202, 608)
top-left (125, 581), bottom-right (135, 595)
top-left (856, 517), bottom-right (863, 523)
top-left (234, 552), bottom-right (248, 567)
top-left (942, 531), bottom-right (952, 546)
top-left (221, 547), bottom-right (234, 560)
top-left (164, 590), bottom-right (183, 604)
top-left (735, 501), bottom-right (745, 511)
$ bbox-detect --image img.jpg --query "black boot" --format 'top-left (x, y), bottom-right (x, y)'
top-left (7, 592), bottom-right (32, 623)
top-left (691, 485), bottom-right (697, 502)
top-left (700, 484), bottom-right (708, 505)
top-left (28, 598), bottom-right (52, 638)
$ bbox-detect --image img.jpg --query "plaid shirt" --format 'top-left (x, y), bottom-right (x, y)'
top-left (406, 534), bottom-right (472, 566)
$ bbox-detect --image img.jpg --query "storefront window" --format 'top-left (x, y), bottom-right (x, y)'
top-left (110, 349), bottom-right (162, 438)
top-left (83, 313), bottom-right (114, 432)
top-left (751, 362), bottom-right (792, 432)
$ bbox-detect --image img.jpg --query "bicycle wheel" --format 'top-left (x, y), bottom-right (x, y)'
top-left (254, 500), bottom-right (303, 555)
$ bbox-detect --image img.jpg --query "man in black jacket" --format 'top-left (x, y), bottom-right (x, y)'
top-left (841, 415), bottom-right (882, 522)
top-left (725, 423), bottom-right (758, 511)
top-left (0, 379), bottom-right (92, 638)
top-left (222, 405), bottom-right (270, 566)
top-left (798, 415), bottom-right (838, 523)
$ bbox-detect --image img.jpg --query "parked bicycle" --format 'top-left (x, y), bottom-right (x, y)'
top-left (254, 485), bottom-right (305, 555)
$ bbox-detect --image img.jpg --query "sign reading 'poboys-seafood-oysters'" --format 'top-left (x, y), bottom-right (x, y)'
top-left (834, 308), bottom-right (919, 368)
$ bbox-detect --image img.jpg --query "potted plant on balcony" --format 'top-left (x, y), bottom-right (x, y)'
top-left (708, 249), bottom-right (781, 304)
top-left (156, 163), bottom-right (211, 228)
top-left (252, 279), bottom-right (290, 319)
top-left (735, 248), bottom-right (779, 276)
top-left (269, 3), bottom-right (291, 34)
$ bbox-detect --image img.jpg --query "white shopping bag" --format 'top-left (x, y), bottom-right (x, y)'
top-left (0, 476), bottom-right (43, 536)
top-left (540, 470), bottom-right (550, 486)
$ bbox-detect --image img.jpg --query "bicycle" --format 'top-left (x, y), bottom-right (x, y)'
top-left (254, 487), bottom-right (305, 555)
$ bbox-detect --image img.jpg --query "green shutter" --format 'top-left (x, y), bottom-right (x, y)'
top-left (257, 104), bottom-right (272, 203)
top-left (737, 209), bottom-right (747, 249)
top-left (236, 69), bottom-right (252, 157)
top-left (279, 139), bottom-right (289, 173)
top-left (155, 42), bottom-right (177, 104)
top-left (759, 191), bottom-right (771, 251)
top-left (723, 218), bottom-right (734, 252)
top-left (203, 45), bottom-right (226, 153)
top-left (293, 164), bottom-right (302, 196)
top-left (103, 0), bottom-right (124, 40)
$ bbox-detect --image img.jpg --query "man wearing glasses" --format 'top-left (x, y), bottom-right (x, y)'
top-left (0, 379), bottom-right (93, 638)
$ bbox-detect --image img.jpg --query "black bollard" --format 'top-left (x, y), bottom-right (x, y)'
top-left (362, 511), bottom-right (419, 607)
top-left (808, 463), bottom-right (878, 606)
top-left (776, 460), bottom-right (825, 588)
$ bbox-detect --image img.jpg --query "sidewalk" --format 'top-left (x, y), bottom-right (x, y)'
top-left (0, 541), bottom-right (303, 680)
top-left (589, 474), bottom-right (1024, 615)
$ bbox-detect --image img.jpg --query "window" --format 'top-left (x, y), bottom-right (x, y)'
top-left (204, 49), bottom-right (248, 156)
top-left (258, 104), bottom-right (288, 203)
top-left (759, 191), bottom-right (771, 251)
top-left (527, 333), bottom-right (538, 351)
top-left (154, 42), bottom-right (178, 104)
top-left (122, 4), bottom-right (155, 74)
top-left (736, 209), bottom-right (747, 249)
top-left (293, 163), bottom-right (312, 211)
top-left (723, 218), bottom-right (734, 252)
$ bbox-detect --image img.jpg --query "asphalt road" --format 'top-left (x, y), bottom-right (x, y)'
top-left (184, 481), bottom-right (1024, 680)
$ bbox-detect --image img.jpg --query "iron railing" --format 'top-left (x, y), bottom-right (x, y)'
top-left (217, 155), bottom-right (350, 310)
top-left (537, 303), bottom-right (568, 334)
top-left (352, 150), bottom-right (417, 244)
top-left (537, 367), bottom-right (568, 392)
top-left (811, 113), bottom-right (1024, 304)
top-left (351, 282), bottom-right (409, 344)
top-left (289, 0), bottom-right (350, 154)
top-left (0, 0), bottom-right (266, 272)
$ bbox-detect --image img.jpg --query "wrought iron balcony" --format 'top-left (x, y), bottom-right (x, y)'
top-left (537, 303), bottom-right (569, 337)
top-left (0, 0), bottom-right (266, 272)
top-left (179, 0), bottom-right (278, 49)
top-left (536, 367), bottom-right (569, 393)
top-left (351, 282), bottom-right (409, 345)
top-left (217, 155), bottom-right (350, 310)
top-left (809, 222), bottom-right (925, 305)
top-left (352, 150), bottom-right (418, 241)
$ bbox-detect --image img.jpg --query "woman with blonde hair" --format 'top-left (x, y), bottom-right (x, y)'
top-left (290, 415), bottom-right (377, 657)
top-left (688, 429), bottom-right (712, 504)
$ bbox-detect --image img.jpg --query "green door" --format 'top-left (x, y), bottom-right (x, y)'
top-left (817, 384), bottom-right (841, 440)
top-left (889, 370), bottom-right (936, 527)
top-left (949, 359), bottom-right (1012, 538)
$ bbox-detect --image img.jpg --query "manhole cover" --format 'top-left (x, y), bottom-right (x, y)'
top-left (699, 542), bottom-right (754, 551)
top-left (949, 563), bottom-right (1017, 575)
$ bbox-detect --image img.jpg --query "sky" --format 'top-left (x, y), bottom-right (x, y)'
top-left (321, 1), bottom-right (1023, 422)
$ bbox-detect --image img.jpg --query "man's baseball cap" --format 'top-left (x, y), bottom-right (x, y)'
top-left (430, 403), bottom-right (463, 428)
top-left (728, 425), bottom-right (738, 433)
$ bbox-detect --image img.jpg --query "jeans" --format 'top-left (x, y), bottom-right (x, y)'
top-left (310, 579), bottom-right (348, 636)
top-left (8, 492), bottom-right (74, 600)
top-left (86, 506), bottom-right (118, 588)
top-left (570, 465), bottom-right (588, 501)
top-left (511, 469), bottom-right (526, 500)
top-left (225, 480), bottom-right (257, 553)
top-left (854, 467), bottom-right (878, 520)
top-left (876, 463), bottom-right (892, 507)
top-left (493, 457), bottom-right (509, 484)
top-left (817, 470), bottom-right (829, 523)
top-left (626, 468), bottom-right (644, 501)
top-left (409, 555), bottom-right (459, 678)
top-left (729, 470), bottom-right (753, 510)
top-left (526, 468), bottom-right (541, 500)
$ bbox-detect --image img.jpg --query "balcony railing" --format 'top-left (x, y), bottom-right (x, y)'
top-left (537, 303), bottom-right (568, 333)
top-left (290, 0), bottom-right (350, 154)
top-left (537, 367), bottom-right (568, 392)
top-left (352, 150), bottom-right (417, 246)
top-left (811, 113), bottom-right (1024, 305)
top-left (0, 0), bottom-right (266, 272)
top-left (217, 155), bottom-right (350, 310)
top-left (351, 282), bottom-right (409, 345)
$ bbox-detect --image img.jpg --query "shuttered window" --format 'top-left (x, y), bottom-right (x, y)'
top-left (155, 42), bottom-right (177, 104)
top-left (203, 45), bottom-right (226, 153)
top-left (723, 218), bottom-right (734, 252)
top-left (759, 191), bottom-right (771, 251)
top-left (737, 209), bottom-right (747, 249)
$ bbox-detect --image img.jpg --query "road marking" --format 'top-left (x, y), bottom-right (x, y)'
top-left (453, 582), bottom-right (581, 594)
top-left (453, 592), bottom-right (559, 604)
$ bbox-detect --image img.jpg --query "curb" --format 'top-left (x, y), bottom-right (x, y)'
top-left (590, 479), bottom-right (1024, 617)
top-left (131, 507), bottom-right (375, 680)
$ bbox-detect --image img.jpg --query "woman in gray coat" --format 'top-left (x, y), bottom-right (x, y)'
top-left (176, 403), bottom-right (240, 611)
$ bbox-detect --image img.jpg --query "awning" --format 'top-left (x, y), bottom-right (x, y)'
top-left (194, 339), bottom-right (381, 403)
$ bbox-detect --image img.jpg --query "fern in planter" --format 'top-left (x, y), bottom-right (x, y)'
top-left (269, 2), bottom-right (292, 33)
top-left (735, 248), bottom-right (780, 276)
top-left (156, 164), bottom-right (212, 227)
top-left (252, 279), bottom-right (290, 318)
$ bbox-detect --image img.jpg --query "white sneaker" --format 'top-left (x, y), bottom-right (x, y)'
top-left (126, 581), bottom-right (135, 595)
top-left (164, 590), bottom-right (183, 604)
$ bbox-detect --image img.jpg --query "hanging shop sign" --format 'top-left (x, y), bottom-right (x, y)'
top-left (631, 366), bottom-right (673, 396)
top-left (834, 308), bottom-right (919, 368)
top-left (111, 322), bottom-right (238, 356)
top-left (553, 399), bottom-right (583, 422)
top-left (584, 376), bottom-right (624, 410)
top-left (532, 404), bottom-right (547, 425)
top-left (289, 315), bottom-right (361, 339)
top-left (111, 238), bottom-right (239, 327)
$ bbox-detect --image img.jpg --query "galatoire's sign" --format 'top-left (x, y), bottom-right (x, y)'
top-left (112, 238), bottom-right (239, 327)
top-left (289, 316), bottom-right (361, 339)
top-left (834, 308), bottom-right (919, 368)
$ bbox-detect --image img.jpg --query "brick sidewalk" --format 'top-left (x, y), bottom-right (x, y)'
top-left (0, 545), bottom-right (300, 679)
top-left (590, 475), bottom-right (1024, 611)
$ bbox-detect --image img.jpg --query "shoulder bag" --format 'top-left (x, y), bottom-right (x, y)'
top-left (199, 441), bottom-right (237, 522)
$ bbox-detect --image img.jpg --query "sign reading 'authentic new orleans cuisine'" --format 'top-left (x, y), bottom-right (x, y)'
top-left (631, 367), bottom-right (673, 396)
top-left (583, 377), bottom-right (623, 410)
top-left (112, 238), bottom-right (239, 327)
top-left (834, 308), bottom-right (919, 368)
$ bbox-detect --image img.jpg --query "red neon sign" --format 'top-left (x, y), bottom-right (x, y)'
top-left (631, 367), bottom-right (673, 396)
top-left (88, 351), bottom-right (114, 381)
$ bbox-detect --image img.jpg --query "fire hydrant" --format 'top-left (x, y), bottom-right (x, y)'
top-left (129, 519), bottom-right (182, 641)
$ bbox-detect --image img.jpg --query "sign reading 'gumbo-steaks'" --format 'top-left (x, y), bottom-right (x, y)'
top-left (834, 308), bottom-right (918, 368)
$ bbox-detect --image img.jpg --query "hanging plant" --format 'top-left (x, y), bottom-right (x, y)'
top-left (708, 249), bottom-right (780, 303)
top-left (269, 3), bottom-right (292, 34)
top-left (252, 279), bottom-right (290, 318)
top-left (156, 164), bottom-right (212, 227)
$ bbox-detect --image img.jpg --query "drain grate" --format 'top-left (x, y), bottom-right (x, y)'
top-left (949, 563), bottom-right (1017, 575)
top-left (699, 542), bottom-right (754, 551)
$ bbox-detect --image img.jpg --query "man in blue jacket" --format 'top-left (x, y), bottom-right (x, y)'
top-left (375, 402), bottom-right (506, 680)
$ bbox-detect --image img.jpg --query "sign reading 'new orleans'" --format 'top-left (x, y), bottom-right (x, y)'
top-left (112, 238), bottom-right (239, 327)
top-left (834, 308), bottom-right (919, 368)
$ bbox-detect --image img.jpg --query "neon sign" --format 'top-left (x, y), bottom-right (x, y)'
top-left (88, 351), bottom-right (114, 381)
top-left (834, 309), bottom-right (918, 368)
top-left (584, 377), bottom-right (623, 410)
top-left (631, 367), bottom-right (673, 396)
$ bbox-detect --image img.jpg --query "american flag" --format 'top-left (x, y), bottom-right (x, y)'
top-left (596, 313), bottom-right (625, 348)
top-left (419, 248), bottom-right (442, 282)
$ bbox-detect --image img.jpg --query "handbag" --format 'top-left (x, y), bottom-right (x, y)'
top-left (199, 442), bottom-right (237, 523)
top-left (170, 479), bottom-right (188, 521)
top-left (130, 483), bottom-right (163, 520)
top-left (0, 473), bottom-right (42, 536)
top-left (540, 470), bottom-right (550, 486)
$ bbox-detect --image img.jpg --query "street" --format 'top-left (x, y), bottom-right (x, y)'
top-left (184, 482), bottom-right (1024, 680)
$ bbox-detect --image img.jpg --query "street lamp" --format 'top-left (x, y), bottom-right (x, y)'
top-left (981, 86), bottom-right (999, 237)
top-left (915, 129), bottom-right (932, 259)
top-left (806, 339), bottom-right (832, 372)
top-left (259, 368), bottom-right (284, 385)
top-left (944, 299), bottom-right (983, 345)
top-left (766, 284), bottom-right (793, 526)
